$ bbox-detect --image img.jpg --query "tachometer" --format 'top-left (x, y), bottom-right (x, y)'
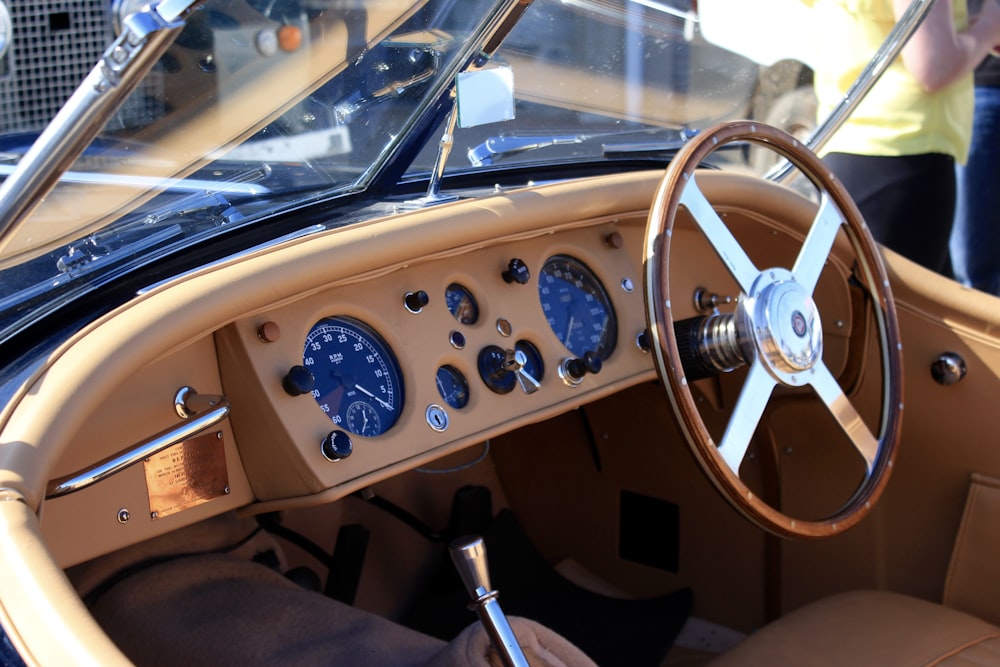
top-left (304, 316), bottom-right (404, 437)
top-left (538, 255), bottom-right (617, 360)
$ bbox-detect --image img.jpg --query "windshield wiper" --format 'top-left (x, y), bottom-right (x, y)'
top-left (468, 135), bottom-right (587, 166)
top-left (468, 129), bottom-right (696, 166)
top-left (55, 190), bottom-right (247, 276)
top-left (50, 157), bottom-right (276, 277)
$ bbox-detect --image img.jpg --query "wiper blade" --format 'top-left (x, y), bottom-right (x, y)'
top-left (601, 140), bottom-right (690, 158)
top-left (467, 135), bottom-right (587, 166)
top-left (55, 187), bottom-right (250, 276)
top-left (468, 128), bottom-right (697, 167)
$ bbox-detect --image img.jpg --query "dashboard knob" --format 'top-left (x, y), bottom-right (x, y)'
top-left (564, 351), bottom-right (602, 381)
top-left (321, 430), bottom-right (353, 461)
top-left (404, 290), bottom-right (429, 313)
top-left (931, 352), bottom-right (967, 386)
top-left (636, 330), bottom-right (651, 352)
top-left (282, 365), bottom-right (316, 396)
top-left (502, 258), bottom-right (530, 285)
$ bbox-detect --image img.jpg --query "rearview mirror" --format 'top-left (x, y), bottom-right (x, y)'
top-left (456, 65), bottom-right (515, 128)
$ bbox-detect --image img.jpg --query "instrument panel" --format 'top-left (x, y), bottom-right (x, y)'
top-left (215, 218), bottom-right (660, 505)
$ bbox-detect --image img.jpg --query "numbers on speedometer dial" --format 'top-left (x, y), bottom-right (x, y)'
top-left (538, 255), bottom-right (617, 360)
top-left (304, 316), bottom-right (404, 437)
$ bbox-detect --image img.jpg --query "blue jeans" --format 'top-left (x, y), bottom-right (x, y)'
top-left (952, 84), bottom-right (1000, 296)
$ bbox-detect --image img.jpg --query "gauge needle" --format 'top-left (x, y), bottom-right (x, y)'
top-left (565, 315), bottom-right (575, 341)
top-left (355, 384), bottom-right (393, 411)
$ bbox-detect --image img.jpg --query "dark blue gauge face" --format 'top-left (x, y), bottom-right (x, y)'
top-left (436, 365), bottom-right (470, 409)
top-left (538, 255), bottom-right (617, 360)
top-left (304, 316), bottom-right (404, 437)
top-left (445, 282), bottom-right (479, 325)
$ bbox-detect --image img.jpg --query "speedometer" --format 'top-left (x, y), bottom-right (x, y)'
top-left (538, 255), bottom-right (617, 360)
top-left (304, 316), bottom-right (404, 437)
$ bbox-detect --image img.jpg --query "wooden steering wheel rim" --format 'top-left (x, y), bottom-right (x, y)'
top-left (643, 120), bottom-right (904, 539)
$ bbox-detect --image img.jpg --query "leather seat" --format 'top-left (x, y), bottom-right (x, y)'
top-left (709, 590), bottom-right (1000, 666)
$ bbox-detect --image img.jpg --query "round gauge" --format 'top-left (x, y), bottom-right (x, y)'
top-left (0, 2), bottom-right (10, 61)
top-left (538, 255), bottom-right (618, 360)
top-left (436, 365), bottom-right (470, 409)
top-left (304, 316), bottom-right (404, 437)
top-left (445, 282), bottom-right (479, 325)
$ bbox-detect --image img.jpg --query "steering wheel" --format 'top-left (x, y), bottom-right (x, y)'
top-left (643, 121), bottom-right (903, 539)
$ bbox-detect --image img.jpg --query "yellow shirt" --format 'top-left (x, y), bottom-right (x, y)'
top-left (808, 0), bottom-right (973, 163)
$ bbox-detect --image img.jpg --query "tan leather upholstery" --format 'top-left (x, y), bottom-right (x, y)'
top-left (709, 591), bottom-right (1000, 666)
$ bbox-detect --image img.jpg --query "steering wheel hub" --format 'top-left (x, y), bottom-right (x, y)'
top-left (749, 271), bottom-right (822, 377)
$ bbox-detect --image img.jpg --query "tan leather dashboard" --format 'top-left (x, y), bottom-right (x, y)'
top-left (0, 170), bottom-right (855, 568)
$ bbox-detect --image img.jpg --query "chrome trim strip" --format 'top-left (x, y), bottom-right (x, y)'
top-left (0, 165), bottom-right (271, 196)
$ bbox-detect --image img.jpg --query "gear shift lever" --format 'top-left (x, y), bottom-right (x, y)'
top-left (449, 535), bottom-right (530, 667)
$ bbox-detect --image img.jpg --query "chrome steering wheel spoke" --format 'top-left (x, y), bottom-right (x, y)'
top-left (716, 360), bottom-right (777, 475)
top-left (680, 174), bottom-right (759, 294)
top-left (809, 361), bottom-right (879, 472)
top-left (793, 193), bottom-right (844, 294)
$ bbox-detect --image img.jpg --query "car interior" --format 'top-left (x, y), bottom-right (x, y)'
top-left (2, 122), bottom-right (1000, 665)
top-left (1, 0), bottom-right (1000, 664)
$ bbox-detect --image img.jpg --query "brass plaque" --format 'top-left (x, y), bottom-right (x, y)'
top-left (144, 432), bottom-right (229, 519)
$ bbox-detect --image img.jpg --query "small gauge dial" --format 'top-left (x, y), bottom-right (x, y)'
top-left (346, 401), bottom-right (382, 436)
top-left (446, 282), bottom-right (479, 325)
top-left (538, 255), bottom-right (617, 360)
top-left (304, 316), bottom-right (404, 437)
top-left (436, 365), bottom-right (470, 409)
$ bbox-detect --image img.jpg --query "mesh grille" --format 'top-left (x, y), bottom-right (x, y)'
top-left (0, 1), bottom-right (113, 133)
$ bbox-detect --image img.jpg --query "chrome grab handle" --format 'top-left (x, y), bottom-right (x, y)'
top-left (45, 387), bottom-right (229, 499)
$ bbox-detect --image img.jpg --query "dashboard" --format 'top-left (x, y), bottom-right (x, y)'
top-left (31, 170), bottom-right (856, 568)
top-left (214, 217), bottom-right (657, 504)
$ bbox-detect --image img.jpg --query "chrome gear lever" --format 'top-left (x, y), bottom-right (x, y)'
top-left (449, 535), bottom-right (530, 667)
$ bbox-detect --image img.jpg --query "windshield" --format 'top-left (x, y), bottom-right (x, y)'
top-left (0, 0), bottom-right (823, 337)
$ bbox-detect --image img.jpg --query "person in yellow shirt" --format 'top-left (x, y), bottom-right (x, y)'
top-left (809, 0), bottom-right (1000, 275)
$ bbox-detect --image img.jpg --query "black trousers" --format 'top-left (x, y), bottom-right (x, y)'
top-left (823, 152), bottom-right (955, 276)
